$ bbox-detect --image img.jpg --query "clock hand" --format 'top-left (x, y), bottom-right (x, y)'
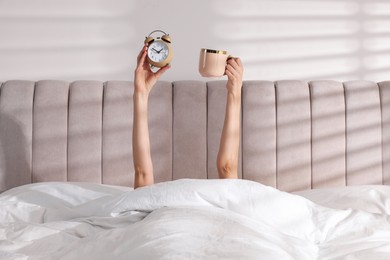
top-left (151, 48), bottom-right (159, 53)
top-left (157, 48), bottom-right (163, 54)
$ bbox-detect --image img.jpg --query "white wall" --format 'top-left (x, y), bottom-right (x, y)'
top-left (0, 0), bottom-right (389, 82)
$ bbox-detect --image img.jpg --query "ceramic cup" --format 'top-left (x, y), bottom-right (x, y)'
top-left (199, 48), bottom-right (232, 77)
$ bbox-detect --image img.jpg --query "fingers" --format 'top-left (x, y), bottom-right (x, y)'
top-left (225, 65), bottom-right (232, 78)
top-left (226, 58), bottom-right (243, 80)
top-left (225, 58), bottom-right (243, 93)
top-left (235, 58), bottom-right (243, 71)
top-left (227, 58), bottom-right (243, 74)
top-left (137, 44), bottom-right (147, 62)
top-left (136, 44), bottom-right (148, 70)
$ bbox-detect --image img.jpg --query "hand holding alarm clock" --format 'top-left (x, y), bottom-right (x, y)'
top-left (144, 30), bottom-right (173, 68)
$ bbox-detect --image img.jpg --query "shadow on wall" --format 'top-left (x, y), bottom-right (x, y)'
top-left (0, 112), bottom-right (30, 191)
top-left (212, 0), bottom-right (390, 81)
top-left (0, 0), bottom-right (388, 81)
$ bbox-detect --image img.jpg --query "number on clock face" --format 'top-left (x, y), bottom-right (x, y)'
top-left (148, 41), bottom-right (169, 62)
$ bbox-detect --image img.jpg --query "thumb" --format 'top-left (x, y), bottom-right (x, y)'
top-left (154, 65), bottom-right (171, 79)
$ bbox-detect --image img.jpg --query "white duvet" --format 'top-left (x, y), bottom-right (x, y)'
top-left (1, 179), bottom-right (390, 260)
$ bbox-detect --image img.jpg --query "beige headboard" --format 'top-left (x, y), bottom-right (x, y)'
top-left (1, 80), bottom-right (390, 192)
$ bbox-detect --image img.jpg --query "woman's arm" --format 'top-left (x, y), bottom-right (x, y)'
top-left (133, 45), bottom-right (170, 189)
top-left (133, 91), bottom-right (154, 188)
top-left (217, 58), bottom-right (244, 179)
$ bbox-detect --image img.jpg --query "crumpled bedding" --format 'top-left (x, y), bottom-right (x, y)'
top-left (1, 179), bottom-right (390, 260)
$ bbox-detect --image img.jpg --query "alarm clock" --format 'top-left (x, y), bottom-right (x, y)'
top-left (144, 30), bottom-right (173, 68)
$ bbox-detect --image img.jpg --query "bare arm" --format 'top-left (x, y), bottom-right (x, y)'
top-left (217, 58), bottom-right (244, 179)
top-left (133, 45), bottom-right (170, 189)
top-left (133, 91), bottom-right (154, 188)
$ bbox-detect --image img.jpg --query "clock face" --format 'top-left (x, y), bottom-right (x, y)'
top-left (147, 41), bottom-right (169, 62)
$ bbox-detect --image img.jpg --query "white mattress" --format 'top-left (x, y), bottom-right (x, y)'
top-left (1, 179), bottom-right (390, 259)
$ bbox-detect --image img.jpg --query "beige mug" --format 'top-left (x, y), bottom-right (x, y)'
top-left (199, 48), bottom-right (232, 77)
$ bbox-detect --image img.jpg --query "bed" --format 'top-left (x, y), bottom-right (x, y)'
top-left (1, 79), bottom-right (390, 259)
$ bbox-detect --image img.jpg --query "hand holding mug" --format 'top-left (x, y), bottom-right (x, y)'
top-left (225, 57), bottom-right (243, 95)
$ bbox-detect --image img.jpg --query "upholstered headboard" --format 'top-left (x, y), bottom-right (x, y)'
top-left (1, 80), bottom-right (390, 192)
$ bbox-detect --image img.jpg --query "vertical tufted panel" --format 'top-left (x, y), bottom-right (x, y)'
top-left (68, 81), bottom-right (103, 182)
top-left (33, 80), bottom-right (69, 182)
top-left (207, 81), bottom-right (242, 179)
top-left (173, 81), bottom-right (207, 180)
top-left (380, 81), bottom-right (390, 185)
top-left (344, 81), bottom-right (382, 185)
top-left (102, 81), bottom-right (133, 187)
top-left (148, 81), bottom-right (173, 183)
top-left (310, 80), bottom-right (346, 188)
top-left (242, 81), bottom-right (276, 187)
top-left (0, 81), bottom-right (34, 191)
top-left (276, 80), bottom-right (311, 192)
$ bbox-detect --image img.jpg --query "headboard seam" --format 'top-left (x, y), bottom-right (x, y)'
top-left (273, 81), bottom-right (278, 189)
top-left (308, 81), bottom-right (313, 189)
top-left (101, 81), bottom-right (107, 184)
top-left (31, 81), bottom-right (37, 184)
top-left (378, 82), bottom-right (384, 185)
